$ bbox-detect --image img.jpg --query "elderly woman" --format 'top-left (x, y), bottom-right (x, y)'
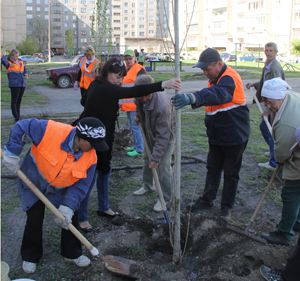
top-left (74, 45), bottom-right (102, 102)
top-left (260, 78), bottom-right (300, 246)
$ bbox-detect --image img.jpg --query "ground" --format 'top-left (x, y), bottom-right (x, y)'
top-left (1, 116), bottom-right (298, 281)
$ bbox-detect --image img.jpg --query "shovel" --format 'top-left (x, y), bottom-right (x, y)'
top-left (2, 151), bottom-right (138, 279)
top-left (138, 123), bottom-right (172, 226)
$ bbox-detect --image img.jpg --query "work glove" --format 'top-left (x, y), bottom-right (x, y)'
top-left (171, 93), bottom-right (196, 109)
top-left (54, 205), bottom-right (74, 230)
top-left (2, 150), bottom-right (20, 174)
top-left (74, 81), bottom-right (79, 90)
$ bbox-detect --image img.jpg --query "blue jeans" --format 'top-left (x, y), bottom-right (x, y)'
top-left (127, 111), bottom-right (144, 153)
top-left (78, 172), bottom-right (96, 223)
top-left (97, 167), bottom-right (112, 212)
top-left (259, 118), bottom-right (277, 168)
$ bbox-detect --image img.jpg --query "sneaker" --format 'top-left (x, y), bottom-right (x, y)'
top-left (22, 261), bottom-right (36, 273)
top-left (264, 152), bottom-right (271, 158)
top-left (258, 162), bottom-right (276, 171)
top-left (220, 208), bottom-right (232, 223)
top-left (126, 147), bottom-right (135, 151)
top-left (153, 200), bottom-right (163, 212)
top-left (186, 197), bottom-right (213, 212)
top-left (64, 255), bottom-right (91, 267)
top-left (127, 150), bottom-right (143, 157)
top-left (133, 186), bottom-right (153, 196)
top-left (261, 230), bottom-right (291, 245)
top-left (259, 265), bottom-right (283, 281)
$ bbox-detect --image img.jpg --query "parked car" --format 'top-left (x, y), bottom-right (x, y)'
top-left (46, 53), bottom-right (123, 88)
top-left (19, 55), bottom-right (44, 64)
top-left (53, 51), bottom-right (63, 55)
top-left (239, 53), bottom-right (263, 62)
top-left (295, 57), bottom-right (300, 63)
top-left (182, 53), bottom-right (198, 60)
top-left (32, 53), bottom-right (43, 59)
top-left (220, 52), bottom-right (236, 62)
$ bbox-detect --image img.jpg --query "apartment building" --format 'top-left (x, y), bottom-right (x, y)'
top-left (23, 0), bottom-right (170, 53)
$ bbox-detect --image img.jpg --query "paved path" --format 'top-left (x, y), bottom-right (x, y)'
top-left (1, 64), bottom-right (299, 118)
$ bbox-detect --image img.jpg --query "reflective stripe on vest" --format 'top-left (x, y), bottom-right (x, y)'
top-left (205, 66), bottom-right (246, 116)
top-left (121, 64), bottom-right (146, 111)
top-left (79, 57), bottom-right (101, 90)
top-left (7, 60), bottom-right (25, 74)
top-left (30, 120), bottom-right (97, 188)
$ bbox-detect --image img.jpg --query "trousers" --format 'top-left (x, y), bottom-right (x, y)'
top-left (203, 141), bottom-right (248, 209)
top-left (21, 200), bottom-right (82, 262)
top-left (127, 111), bottom-right (144, 153)
top-left (10, 87), bottom-right (25, 121)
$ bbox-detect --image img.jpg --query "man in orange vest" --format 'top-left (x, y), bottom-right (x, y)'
top-left (121, 49), bottom-right (146, 157)
top-left (172, 48), bottom-right (251, 223)
top-left (2, 117), bottom-right (108, 274)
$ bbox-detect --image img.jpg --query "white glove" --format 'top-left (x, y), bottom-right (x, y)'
top-left (74, 81), bottom-right (79, 90)
top-left (54, 205), bottom-right (74, 230)
top-left (2, 150), bottom-right (20, 174)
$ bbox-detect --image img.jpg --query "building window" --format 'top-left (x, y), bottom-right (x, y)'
top-left (139, 24), bottom-right (144, 28)
top-left (124, 24), bottom-right (128, 28)
top-left (139, 10), bottom-right (145, 14)
top-left (132, 17), bottom-right (135, 21)
top-left (73, 38), bottom-right (77, 43)
top-left (45, 15), bottom-right (48, 19)
top-left (115, 20), bottom-right (121, 23)
top-left (81, 38), bottom-right (87, 43)
top-left (157, 16), bottom-right (159, 20)
top-left (65, 15), bottom-right (69, 20)
top-left (237, 27), bottom-right (244, 32)
top-left (37, 7), bottom-right (40, 11)
top-left (124, 17), bottom-right (128, 21)
top-left (114, 13), bottom-right (120, 15)
top-left (132, 3), bottom-right (135, 7)
top-left (124, 31), bottom-right (128, 35)
top-left (124, 10), bottom-right (128, 13)
top-left (124, 2), bottom-right (128, 6)
top-left (53, 2), bottom-right (61, 5)
top-left (26, 0), bottom-right (32, 2)
top-left (65, 23), bottom-right (68, 27)
top-left (53, 18), bottom-right (61, 22)
top-left (164, 17), bottom-right (167, 21)
top-left (212, 7), bottom-right (227, 15)
top-left (81, 0), bottom-right (86, 4)
top-left (114, 27), bottom-right (121, 30)
top-left (139, 17), bottom-right (144, 21)
top-left (45, 0), bottom-right (49, 4)
top-left (149, 9), bottom-right (154, 13)
top-left (139, 32), bottom-right (144, 36)
top-left (73, 15), bottom-right (77, 20)
top-left (89, 15), bottom-right (93, 20)
top-left (27, 6), bottom-right (33, 11)
top-left (149, 1), bottom-right (154, 5)
top-left (53, 10), bottom-right (61, 14)
top-left (139, 2), bottom-right (145, 7)
top-left (73, 8), bottom-right (76, 12)
top-left (149, 23), bottom-right (154, 27)
top-left (90, 0), bottom-right (95, 3)
top-left (73, 0), bottom-right (76, 3)
top-left (248, 1), bottom-right (264, 10)
top-left (81, 15), bottom-right (87, 19)
top-left (295, 12), bottom-right (300, 21)
top-left (65, 0), bottom-right (68, 3)
top-left (81, 8), bottom-right (86, 13)
top-left (214, 21), bottom-right (223, 28)
top-left (149, 30), bottom-right (154, 34)
top-left (81, 31), bottom-right (87, 35)
top-left (45, 7), bottom-right (48, 11)
top-left (132, 32), bottom-right (135, 36)
top-left (81, 23), bottom-right (87, 27)
top-left (27, 14), bottom-right (33, 19)
top-left (73, 30), bottom-right (77, 35)
top-left (27, 21), bottom-right (33, 27)
top-left (132, 10), bottom-right (135, 14)
top-left (37, 0), bottom-right (40, 3)
top-left (36, 15), bottom-right (41, 19)
top-left (89, 8), bottom-right (94, 13)
top-left (132, 24), bottom-right (135, 28)
top-left (149, 16), bottom-right (154, 20)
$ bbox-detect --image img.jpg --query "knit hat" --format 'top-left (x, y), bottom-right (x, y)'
top-left (290, 127), bottom-right (300, 152)
top-left (193, 48), bottom-right (221, 68)
top-left (76, 117), bottom-right (109, 151)
top-left (124, 49), bottom-right (135, 57)
top-left (261, 78), bottom-right (292, 99)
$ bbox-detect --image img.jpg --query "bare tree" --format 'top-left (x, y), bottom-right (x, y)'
top-left (30, 18), bottom-right (50, 51)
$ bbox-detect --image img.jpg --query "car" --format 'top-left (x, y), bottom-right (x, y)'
top-left (295, 58), bottom-right (300, 63)
top-left (220, 52), bottom-right (236, 62)
top-left (53, 51), bottom-right (63, 55)
top-left (239, 53), bottom-right (263, 62)
top-left (19, 55), bottom-right (44, 64)
top-left (33, 53), bottom-right (43, 59)
top-left (182, 53), bottom-right (198, 60)
top-left (46, 53), bottom-right (123, 88)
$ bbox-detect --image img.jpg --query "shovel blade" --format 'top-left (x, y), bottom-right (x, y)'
top-left (104, 255), bottom-right (138, 279)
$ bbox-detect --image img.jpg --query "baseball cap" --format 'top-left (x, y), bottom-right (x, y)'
top-left (76, 117), bottom-right (109, 151)
top-left (124, 49), bottom-right (135, 57)
top-left (290, 127), bottom-right (300, 152)
top-left (193, 48), bottom-right (222, 68)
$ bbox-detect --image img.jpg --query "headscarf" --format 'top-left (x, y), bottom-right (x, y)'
top-left (261, 77), bottom-right (292, 100)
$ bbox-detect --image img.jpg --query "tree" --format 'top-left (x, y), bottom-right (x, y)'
top-left (66, 28), bottom-right (74, 55)
top-left (291, 39), bottom-right (300, 53)
top-left (30, 18), bottom-right (49, 51)
top-left (16, 36), bottom-right (38, 55)
top-left (91, 0), bottom-right (113, 60)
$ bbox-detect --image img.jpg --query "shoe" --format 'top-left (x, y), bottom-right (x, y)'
top-left (259, 265), bottom-right (283, 281)
top-left (258, 162), bottom-right (276, 171)
top-left (264, 152), bottom-right (271, 158)
top-left (153, 200), bottom-right (163, 212)
top-left (96, 210), bottom-right (122, 218)
top-left (133, 186), bottom-right (153, 196)
top-left (127, 150), bottom-right (143, 157)
top-left (64, 255), bottom-right (91, 267)
top-left (126, 147), bottom-right (135, 151)
top-left (22, 261), bottom-right (36, 273)
top-left (79, 225), bottom-right (93, 233)
top-left (186, 197), bottom-right (213, 212)
top-left (220, 208), bottom-right (231, 223)
top-left (261, 230), bottom-right (291, 245)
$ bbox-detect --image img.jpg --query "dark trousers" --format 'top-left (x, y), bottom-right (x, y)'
top-left (203, 141), bottom-right (248, 209)
top-left (281, 235), bottom-right (300, 281)
top-left (10, 87), bottom-right (25, 121)
top-left (21, 200), bottom-right (82, 263)
top-left (80, 87), bottom-right (87, 99)
top-left (138, 62), bottom-right (144, 66)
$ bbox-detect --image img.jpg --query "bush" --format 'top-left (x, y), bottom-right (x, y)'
top-left (16, 36), bottom-right (38, 55)
top-left (291, 39), bottom-right (300, 54)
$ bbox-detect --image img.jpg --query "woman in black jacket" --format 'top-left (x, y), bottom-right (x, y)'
top-left (77, 57), bottom-right (181, 232)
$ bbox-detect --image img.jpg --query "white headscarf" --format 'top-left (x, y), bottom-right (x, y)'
top-left (261, 77), bottom-right (292, 99)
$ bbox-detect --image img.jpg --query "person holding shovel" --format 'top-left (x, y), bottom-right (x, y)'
top-left (171, 48), bottom-right (251, 223)
top-left (132, 75), bottom-right (175, 212)
top-left (2, 117), bottom-right (108, 274)
top-left (260, 78), bottom-right (300, 246)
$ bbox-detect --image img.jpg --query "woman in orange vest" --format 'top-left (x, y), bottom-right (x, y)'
top-left (74, 45), bottom-right (102, 102)
top-left (1, 49), bottom-right (28, 122)
top-left (122, 49), bottom-right (146, 157)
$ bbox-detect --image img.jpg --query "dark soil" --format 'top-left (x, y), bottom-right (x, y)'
top-left (1, 127), bottom-right (298, 281)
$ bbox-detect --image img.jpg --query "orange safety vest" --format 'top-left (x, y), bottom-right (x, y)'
top-left (31, 120), bottom-right (97, 188)
top-left (121, 63), bottom-right (146, 111)
top-left (79, 57), bottom-right (101, 90)
top-left (6, 59), bottom-right (25, 74)
top-left (205, 66), bottom-right (246, 115)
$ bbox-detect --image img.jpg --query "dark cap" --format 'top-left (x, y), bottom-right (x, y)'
top-left (193, 48), bottom-right (221, 68)
top-left (76, 117), bottom-right (109, 152)
top-left (290, 127), bottom-right (300, 152)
